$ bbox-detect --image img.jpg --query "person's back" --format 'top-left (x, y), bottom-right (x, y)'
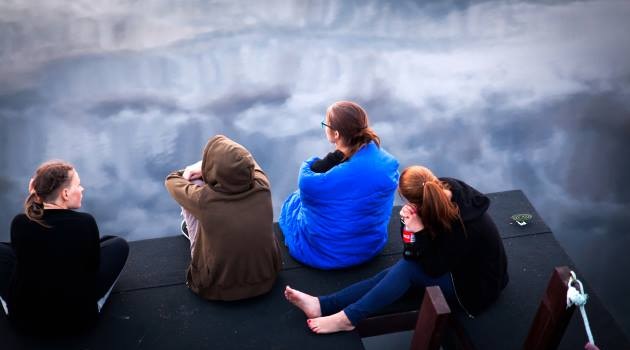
top-left (413, 176), bottom-right (509, 315)
top-left (284, 165), bottom-right (508, 334)
top-left (279, 101), bottom-right (399, 269)
top-left (165, 135), bottom-right (281, 300)
top-left (0, 160), bottom-right (129, 335)
top-left (10, 210), bottom-right (100, 331)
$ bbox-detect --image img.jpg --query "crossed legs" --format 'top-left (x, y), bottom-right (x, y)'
top-left (96, 236), bottom-right (129, 312)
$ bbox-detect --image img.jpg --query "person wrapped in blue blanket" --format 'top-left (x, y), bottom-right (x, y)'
top-left (279, 101), bottom-right (399, 269)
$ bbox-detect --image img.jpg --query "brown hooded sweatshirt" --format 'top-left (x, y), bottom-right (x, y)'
top-left (165, 135), bottom-right (282, 300)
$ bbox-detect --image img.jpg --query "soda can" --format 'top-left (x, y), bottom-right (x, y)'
top-left (402, 226), bottom-right (416, 243)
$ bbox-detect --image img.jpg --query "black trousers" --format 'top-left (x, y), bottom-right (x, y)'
top-left (0, 235), bottom-right (129, 315)
top-left (0, 242), bottom-right (14, 308)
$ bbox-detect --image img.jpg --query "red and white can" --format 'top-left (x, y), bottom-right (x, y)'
top-left (402, 226), bottom-right (416, 244)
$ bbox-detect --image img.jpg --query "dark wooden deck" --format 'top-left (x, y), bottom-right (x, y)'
top-left (0, 190), bottom-right (628, 349)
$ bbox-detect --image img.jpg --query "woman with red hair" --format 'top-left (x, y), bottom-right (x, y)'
top-left (285, 165), bottom-right (508, 333)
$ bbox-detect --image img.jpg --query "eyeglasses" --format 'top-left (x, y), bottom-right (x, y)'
top-left (321, 120), bottom-right (333, 129)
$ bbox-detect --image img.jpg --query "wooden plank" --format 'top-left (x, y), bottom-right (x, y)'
top-left (410, 286), bottom-right (451, 350)
top-left (357, 310), bottom-right (418, 337)
top-left (357, 286), bottom-right (451, 350)
top-left (522, 266), bottom-right (575, 350)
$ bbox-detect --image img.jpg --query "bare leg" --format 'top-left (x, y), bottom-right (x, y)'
top-left (284, 285), bottom-right (322, 318)
top-left (307, 311), bottom-right (355, 334)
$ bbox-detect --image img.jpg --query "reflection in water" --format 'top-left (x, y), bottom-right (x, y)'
top-left (1, 0), bottom-right (629, 335)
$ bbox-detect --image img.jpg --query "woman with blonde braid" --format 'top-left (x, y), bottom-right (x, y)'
top-left (0, 161), bottom-right (129, 334)
top-left (285, 165), bottom-right (508, 334)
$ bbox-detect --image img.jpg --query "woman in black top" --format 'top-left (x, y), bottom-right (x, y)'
top-left (0, 161), bottom-right (129, 334)
top-left (285, 165), bottom-right (509, 334)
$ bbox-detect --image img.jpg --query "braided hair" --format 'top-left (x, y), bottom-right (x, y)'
top-left (24, 160), bottom-right (74, 227)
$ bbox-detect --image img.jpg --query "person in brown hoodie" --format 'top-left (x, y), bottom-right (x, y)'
top-left (165, 135), bottom-right (282, 300)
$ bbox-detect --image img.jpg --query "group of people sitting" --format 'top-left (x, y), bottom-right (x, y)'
top-left (0, 100), bottom-right (509, 337)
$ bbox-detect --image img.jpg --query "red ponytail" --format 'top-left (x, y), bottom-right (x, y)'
top-left (399, 166), bottom-right (461, 238)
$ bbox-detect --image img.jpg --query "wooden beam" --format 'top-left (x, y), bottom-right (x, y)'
top-left (356, 310), bottom-right (418, 337)
top-left (357, 286), bottom-right (451, 350)
top-left (409, 286), bottom-right (451, 350)
top-left (522, 266), bottom-right (575, 350)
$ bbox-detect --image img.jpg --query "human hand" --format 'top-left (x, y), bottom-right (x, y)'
top-left (183, 160), bottom-right (203, 180)
top-left (400, 204), bottom-right (424, 232)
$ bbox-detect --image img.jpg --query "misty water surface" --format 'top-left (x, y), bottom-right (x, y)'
top-left (1, 0), bottom-right (629, 336)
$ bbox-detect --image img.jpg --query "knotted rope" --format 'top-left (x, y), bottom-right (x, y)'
top-left (567, 270), bottom-right (595, 345)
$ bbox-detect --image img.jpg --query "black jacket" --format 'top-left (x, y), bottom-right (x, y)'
top-left (9, 210), bottom-right (100, 333)
top-left (310, 150), bottom-right (345, 173)
top-left (402, 177), bottom-right (509, 316)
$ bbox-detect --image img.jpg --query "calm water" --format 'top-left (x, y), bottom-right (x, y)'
top-left (1, 0), bottom-right (629, 336)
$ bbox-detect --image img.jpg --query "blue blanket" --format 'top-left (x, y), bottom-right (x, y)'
top-left (279, 142), bottom-right (399, 269)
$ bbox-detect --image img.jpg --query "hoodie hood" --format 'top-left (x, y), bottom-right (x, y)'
top-left (202, 135), bottom-right (255, 194)
top-left (441, 177), bottom-right (490, 222)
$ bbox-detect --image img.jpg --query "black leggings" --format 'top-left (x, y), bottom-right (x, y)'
top-left (0, 236), bottom-right (129, 314)
top-left (95, 235), bottom-right (129, 301)
top-left (0, 242), bottom-right (14, 305)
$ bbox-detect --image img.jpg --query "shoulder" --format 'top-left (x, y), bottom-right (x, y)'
top-left (57, 210), bottom-right (99, 228)
top-left (10, 213), bottom-right (31, 230)
top-left (74, 211), bottom-right (99, 227)
top-left (357, 142), bottom-right (398, 165)
top-left (357, 141), bottom-right (379, 155)
top-left (440, 177), bottom-right (461, 188)
top-left (77, 211), bottom-right (97, 222)
top-left (10, 213), bottom-right (42, 241)
top-left (61, 209), bottom-right (95, 220)
top-left (440, 177), bottom-right (490, 221)
top-left (440, 177), bottom-right (470, 200)
top-left (64, 211), bottom-right (100, 237)
top-left (11, 213), bottom-right (29, 224)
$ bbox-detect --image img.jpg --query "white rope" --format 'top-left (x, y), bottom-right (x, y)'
top-left (567, 270), bottom-right (595, 345)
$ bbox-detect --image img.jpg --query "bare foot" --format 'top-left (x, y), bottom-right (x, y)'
top-left (307, 311), bottom-right (355, 334)
top-left (284, 285), bottom-right (321, 318)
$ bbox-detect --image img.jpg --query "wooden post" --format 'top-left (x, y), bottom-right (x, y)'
top-left (356, 286), bottom-right (451, 349)
top-left (522, 266), bottom-right (575, 350)
top-left (409, 286), bottom-right (452, 350)
top-left (356, 310), bottom-right (419, 338)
